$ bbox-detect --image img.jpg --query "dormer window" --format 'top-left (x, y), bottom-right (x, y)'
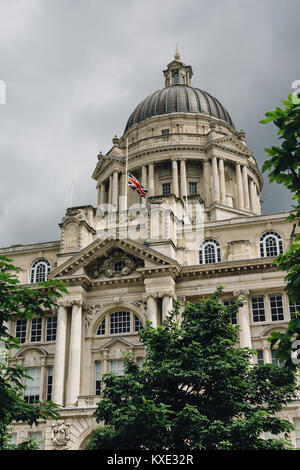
top-left (173, 72), bottom-right (179, 84)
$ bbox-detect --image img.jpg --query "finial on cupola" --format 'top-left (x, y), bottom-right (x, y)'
top-left (174, 43), bottom-right (181, 60)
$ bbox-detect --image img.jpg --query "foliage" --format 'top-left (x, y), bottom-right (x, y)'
top-left (0, 255), bottom-right (68, 449)
top-left (260, 94), bottom-right (300, 366)
top-left (86, 287), bottom-right (297, 450)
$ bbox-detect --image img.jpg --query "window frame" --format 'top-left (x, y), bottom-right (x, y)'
top-left (23, 367), bottom-right (41, 404)
top-left (188, 181), bottom-right (198, 196)
top-left (30, 258), bottom-right (51, 284)
top-left (95, 311), bottom-right (144, 337)
top-left (251, 296), bottom-right (266, 323)
top-left (199, 239), bottom-right (221, 265)
top-left (259, 231), bottom-right (283, 258)
top-left (162, 182), bottom-right (171, 196)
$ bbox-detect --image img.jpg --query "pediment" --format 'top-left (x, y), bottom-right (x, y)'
top-left (49, 237), bottom-right (178, 281)
top-left (100, 337), bottom-right (136, 351)
top-left (212, 136), bottom-right (252, 156)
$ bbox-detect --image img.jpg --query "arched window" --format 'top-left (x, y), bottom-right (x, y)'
top-left (30, 259), bottom-right (51, 283)
top-left (96, 311), bottom-right (143, 336)
top-left (199, 239), bottom-right (221, 265)
top-left (259, 232), bottom-right (283, 258)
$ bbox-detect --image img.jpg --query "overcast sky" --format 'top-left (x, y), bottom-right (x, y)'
top-left (0, 0), bottom-right (299, 247)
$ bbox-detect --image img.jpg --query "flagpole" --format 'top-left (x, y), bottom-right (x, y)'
top-left (124, 138), bottom-right (128, 211)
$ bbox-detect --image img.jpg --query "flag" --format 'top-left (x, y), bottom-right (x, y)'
top-left (128, 172), bottom-right (148, 198)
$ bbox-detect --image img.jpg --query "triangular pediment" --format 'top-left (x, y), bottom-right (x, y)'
top-left (212, 136), bottom-right (252, 156)
top-left (49, 236), bottom-right (179, 281)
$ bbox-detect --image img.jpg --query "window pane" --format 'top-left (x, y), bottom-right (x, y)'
top-left (223, 299), bottom-right (237, 324)
top-left (46, 316), bottom-right (57, 341)
top-left (96, 318), bottom-right (106, 335)
top-left (95, 362), bottom-right (101, 395)
top-left (289, 301), bottom-right (300, 318)
top-left (29, 432), bottom-right (43, 450)
top-left (270, 295), bottom-right (284, 321)
top-left (24, 368), bottom-right (41, 403)
top-left (257, 350), bottom-right (264, 364)
top-left (271, 350), bottom-right (285, 368)
top-left (162, 183), bottom-right (171, 196)
top-left (189, 182), bottom-right (197, 195)
top-left (110, 312), bottom-right (130, 334)
top-left (110, 359), bottom-right (124, 376)
top-left (251, 297), bottom-right (265, 322)
top-left (47, 367), bottom-right (53, 401)
top-left (31, 318), bottom-right (42, 342)
top-left (134, 315), bottom-right (143, 332)
top-left (16, 320), bottom-right (27, 344)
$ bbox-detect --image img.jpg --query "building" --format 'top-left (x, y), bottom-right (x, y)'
top-left (2, 51), bottom-right (300, 449)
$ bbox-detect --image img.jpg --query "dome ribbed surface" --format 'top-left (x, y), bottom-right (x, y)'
top-left (125, 85), bottom-right (234, 132)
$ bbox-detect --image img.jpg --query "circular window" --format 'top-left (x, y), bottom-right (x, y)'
top-left (113, 260), bottom-right (126, 273)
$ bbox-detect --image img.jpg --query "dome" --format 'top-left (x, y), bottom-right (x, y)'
top-left (124, 84), bottom-right (234, 132)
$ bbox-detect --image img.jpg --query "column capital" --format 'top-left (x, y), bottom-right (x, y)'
top-left (233, 289), bottom-right (250, 298)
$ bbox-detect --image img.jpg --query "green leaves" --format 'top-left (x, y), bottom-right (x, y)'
top-left (87, 288), bottom-right (297, 450)
top-left (0, 256), bottom-right (67, 449)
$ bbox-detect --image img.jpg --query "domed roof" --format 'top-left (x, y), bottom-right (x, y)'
top-left (125, 84), bottom-right (234, 132)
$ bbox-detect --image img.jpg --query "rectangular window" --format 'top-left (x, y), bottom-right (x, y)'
top-left (270, 295), bottom-right (284, 321)
top-left (8, 434), bottom-right (17, 445)
top-left (47, 367), bottom-right (53, 401)
top-left (162, 183), bottom-right (171, 196)
top-left (24, 368), bottom-right (41, 404)
top-left (161, 129), bottom-right (170, 141)
top-left (257, 350), bottom-right (264, 365)
top-left (29, 431), bottom-right (43, 450)
top-left (289, 301), bottom-right (300, 318)
top-left (223, 299), bottom-right (237, 324)
top-left (189, 182), bottom-right (198, 195)
top-left (137, 357), bottom-right (144, 369)
top-left (271, 350), bottom-right (285, 368)
top-left (95, 361), bottom-right (101, 395)
top-left (31, 318), bottom-right (42, 342)
top-left (110, 359), bottom-right (124, 376)
top-left (46, 316), bottom-right (57, 341)
top-left (251, 297), bottom-right (265, 322)
top-left (16, 320), bottom-right (27, 344)
top-left (294, 419), bottom-right (300, 448)
top-left (110, 312), bottom-right (130, 334)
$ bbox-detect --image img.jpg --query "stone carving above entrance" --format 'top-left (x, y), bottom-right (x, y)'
top-left (85, 249), bottom-right (144, 279)
top-left (51, 420), bottom-right (70, 448)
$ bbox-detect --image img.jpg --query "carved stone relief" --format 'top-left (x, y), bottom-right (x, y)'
top-left (85, 249), bottom-right (143, 280)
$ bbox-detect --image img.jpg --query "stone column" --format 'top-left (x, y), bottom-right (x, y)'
top-left (235, 163), bottom-right (244, 209)
top-left (148, 163), bottom-right (155, 197)
top-left (52, 304), bottom-right (68, 406)
top-left (203, 159), bottom-right (210, 205)
top-left (66, 301), bottom-right (83, 406)
top-left (249, 179), bottom-right (257, 214)
top-left (142, 166), bottom-right (147, 206)
top-left (100, 183), bottom-right (106, 206)
top-left (242, 165), bottom-right (250, 210)
top-left (108, 175), bottom-right (113, 206)
top-left (211, 156), bottom-right (220, 202)
top-left (255, 184), bottom-right (261, 215)
top-left (162, 294), bottom-right (173, 321)
top-left (218, 158), bottom-right (226, 204)
top-left (234, 290), bottom-right (252, 349)
top-left (180, 159), bottom-right (187, 199)
top-left (172, 159), bottom-right (179, 197)
top-left (146, 294), bottom-right (158, 327)
top-left (112, 171), bottom-right (119, 211)
top-left (97, 184), bottom-right (101, 207)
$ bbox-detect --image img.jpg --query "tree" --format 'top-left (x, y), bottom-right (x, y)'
top-left (86, 287), bottom-right (297, 450)
top-left (0, 255), bottom-right (68, 449)
top-left (260, 94), bottom-right (300, 367)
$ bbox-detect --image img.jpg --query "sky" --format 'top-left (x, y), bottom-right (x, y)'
top-left (0, 0), bottom-right (299, 247)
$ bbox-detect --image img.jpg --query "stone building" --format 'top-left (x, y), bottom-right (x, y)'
top-left (2, 52), bottom-right (300, 449)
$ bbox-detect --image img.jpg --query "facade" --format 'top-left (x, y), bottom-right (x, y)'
top-left (2, 52), bottom-right (300, 449)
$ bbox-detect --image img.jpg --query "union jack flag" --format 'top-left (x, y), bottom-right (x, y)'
top-left (128, 172), bottom-right (148, 198)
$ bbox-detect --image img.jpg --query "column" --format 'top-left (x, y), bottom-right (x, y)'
top-left (66, 301), bottom-right (83, 406)
top-left (108, 175), bottom-right (113, 206)
top-left (146, 294), bottom-right (158, 327)
top-left (211, 156), bottom-right (220, 202)
top-left (162, 294), bottom-right (173, 321)
top-left (249, 179), bottom-right (257, 214)
top-left (142, 166), bottom-right (147, 205)
top-left (97, 185), bottom-right (101, 206)
top-left (148, 163), bottom-right (155, 197)
top-left (234, 290), bottom-right (252, 349)
top-left (218, 158), bottom-right (226, 204)
top-left (180, 159), bottom-right (187, 199)
top-left (242, 165), bottom-right (250, 210)
top-left (172, 159), bottom-right (179, 197)
top-left (255, 184), bottom-right (261, 215)
top-left (203, 159), bottom-right (210, 205)
top-left (52, 304), bottom-right (68, 406)
top-left (100, 183), bottom-right (106, 206)
top-left (112, 171), bottom-right (119, 211)
top-left (235, 163), bottom-right (244, 209)
top-left (119, 173), bottom-right (127, 211)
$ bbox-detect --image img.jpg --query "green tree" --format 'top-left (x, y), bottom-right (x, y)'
top-left (260, 94), bottom-right (300, 367)
top-left (86, 287), bottom-right (297, 450)
top-left (0, 255), bottom-right (67, 449)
